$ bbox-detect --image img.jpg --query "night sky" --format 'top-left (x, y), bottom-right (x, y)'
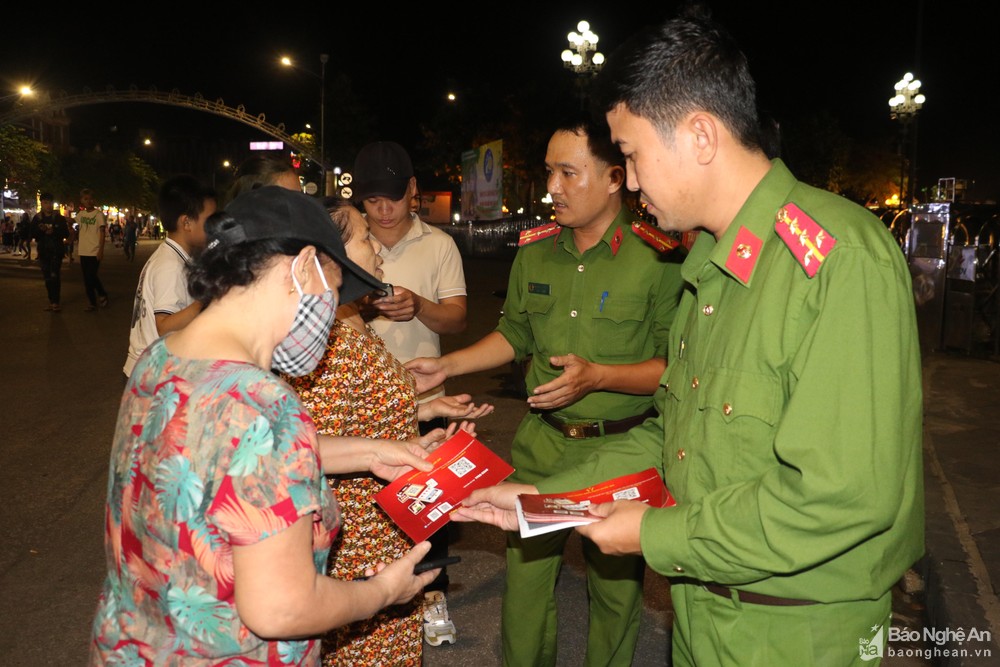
top-left (3, 1), bottom-right (998, 199)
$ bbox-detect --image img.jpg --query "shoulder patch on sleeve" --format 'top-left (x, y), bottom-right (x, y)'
top-left (518, 222), bottom-right (561, 247)
top-left (775, 203), bottom-right (838, 278)
top-left (630, 220), bottom-right (680, 253)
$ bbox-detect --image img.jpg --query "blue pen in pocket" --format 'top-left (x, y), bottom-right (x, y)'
top-left (599, 291), bottom-right (609, 312)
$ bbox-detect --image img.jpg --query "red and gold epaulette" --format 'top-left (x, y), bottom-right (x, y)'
top-left (518, 222), bottom-right (561, 247)
top-left (630, 220), bottom-right (680, 253)
top-left (775, 203), bottom-right (837, 278)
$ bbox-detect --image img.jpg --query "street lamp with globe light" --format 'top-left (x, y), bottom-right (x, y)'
top-left (888, 72), bottom-right (926, 209)
top-left (560, 21), bottom-right (604, 109)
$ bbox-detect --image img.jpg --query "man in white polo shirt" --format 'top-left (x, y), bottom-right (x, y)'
top-left (353, 140), bottom-right (467, 645)
top-left (355, 141), bottom-right (467, 396)
top-left (123, 175), bottom-right (216, 378)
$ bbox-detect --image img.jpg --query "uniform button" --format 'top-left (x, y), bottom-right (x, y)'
top-left (703, 304), bottom-right (714, 315)
top-left (673, 565), bottom-right (685, 573)
top-left (691, 376), bottom-right (699, 389)
top-left (577, 264), bottom-right (585, 272)
top-left (723, 402), bottom-right (733, 416)
top-left (677, 448), bottom-right (686, 460)
top-left (570, 310), bottom-right (578, 318)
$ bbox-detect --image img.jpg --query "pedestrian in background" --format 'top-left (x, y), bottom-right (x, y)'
top-left (458, 7), bottom-right (924, 666)
top-left (1, 215), bottom-right (14, 253)
top-left (76, 188), bottom-right (109, 311)
top-left (30, 193), bottom-right (71, 312)
top-left (123, 215), bottom-right (138, 261)
top-left (15, 212), bottom-right (32, 259)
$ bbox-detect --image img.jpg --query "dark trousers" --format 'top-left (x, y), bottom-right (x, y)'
top-left (79, 255), bottom-right (107, 306)
top-left (39, 253), bottom-right (64, 304)
top-left (420, 416), bottom-right (451, 592)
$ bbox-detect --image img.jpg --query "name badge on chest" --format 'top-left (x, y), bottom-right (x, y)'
top-left (527, 282), bottom-right (551, 295)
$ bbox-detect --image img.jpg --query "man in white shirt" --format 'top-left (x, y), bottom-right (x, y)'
top-left (123, 175), bottom-right (216, 378)
top-left (76, 188), bottom-right (109, 311)
top-left (355, 141), bottom-right (467, 397)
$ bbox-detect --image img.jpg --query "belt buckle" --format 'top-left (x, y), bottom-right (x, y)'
top-left (563, 422), bottom-right (599, 439)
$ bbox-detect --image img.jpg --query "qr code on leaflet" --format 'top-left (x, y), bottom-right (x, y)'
top-left (612, 486), bottom-right (641, 501)
top-left (448, 457), bottom-right (476, 477)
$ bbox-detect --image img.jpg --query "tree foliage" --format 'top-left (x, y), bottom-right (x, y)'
top-left (779, 111), bottom-right (899, 206)
top-left (0, 124), bottom-right (46, 198)
top-left (61, 149), bottom-right (158, 209)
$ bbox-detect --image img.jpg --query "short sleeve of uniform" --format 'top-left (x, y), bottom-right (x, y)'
top-left (207, 403), bottom-right (324, 547)
top-left (494, 250), bottom-right (532, 360)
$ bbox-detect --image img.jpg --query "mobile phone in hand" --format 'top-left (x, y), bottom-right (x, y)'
top-left (413, 556), bottom-right (461, 574)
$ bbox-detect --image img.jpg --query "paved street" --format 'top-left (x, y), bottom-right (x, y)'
top-left (0, 237), bottom-right (995, 665)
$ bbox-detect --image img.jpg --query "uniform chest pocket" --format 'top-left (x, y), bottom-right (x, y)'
top-left (591, 298), bottom-right (649, 358)
top-left (696, 368), bottom-right (783, 483)
top-left (524, 293), bottom-right (555, 319)
top-left (697, 369), bottom-right (781, 425)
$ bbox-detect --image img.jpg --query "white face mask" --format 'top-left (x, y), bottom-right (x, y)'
top-left (271, 256), bottom-right (338, 377)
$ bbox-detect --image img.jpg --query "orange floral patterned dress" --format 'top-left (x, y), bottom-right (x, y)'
top-left (288, 319), bottom-right (422, 666)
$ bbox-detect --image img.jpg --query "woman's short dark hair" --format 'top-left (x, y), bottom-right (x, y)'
top-left (187, 211), bottom-right (310, 305)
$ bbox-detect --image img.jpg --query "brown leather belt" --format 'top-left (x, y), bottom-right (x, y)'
top-left (703, 583), bottom-right (816, 606)
top-left (536, 407), bottom-right (657, 439)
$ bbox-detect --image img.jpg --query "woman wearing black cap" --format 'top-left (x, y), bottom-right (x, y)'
top-left (90, 187), bottom-right (450, 666)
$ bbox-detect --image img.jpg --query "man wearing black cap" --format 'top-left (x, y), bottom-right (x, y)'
top-left (353, 141), bottom-right (467, 371)
top-left (352, 140), bottom-right (467, 645)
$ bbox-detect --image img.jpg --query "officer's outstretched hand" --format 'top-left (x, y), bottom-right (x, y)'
top-left (370, 285), bottom-right (422, 322)
top-left (527, 354), bottom-right (600, 409)
top-left (454, 482), bottom-right (538, 532)
top-left (405, 357), bottom-right (448, 395)
top-left (576, 500), bottom-right (648, 556)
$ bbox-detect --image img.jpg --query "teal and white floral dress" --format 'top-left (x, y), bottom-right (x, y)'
top-left (90, 337), bottom-right (340, 666)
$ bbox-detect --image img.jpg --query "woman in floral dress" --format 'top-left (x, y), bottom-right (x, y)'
top-left (90, 187), bottom-right (443, 666)
top-left (288, 200), bottom-right (492, 666)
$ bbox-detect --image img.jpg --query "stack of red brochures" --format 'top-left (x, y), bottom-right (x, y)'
top-left (515, 468), bottom-right (676, 537)
top-left (375, 430), bottom-right (514, 542)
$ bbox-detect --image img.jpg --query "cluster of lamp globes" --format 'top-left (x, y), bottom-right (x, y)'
top-left (561, 21), bottom-right (605, 72)
top-left (888, 72), bottom-right (926, 117)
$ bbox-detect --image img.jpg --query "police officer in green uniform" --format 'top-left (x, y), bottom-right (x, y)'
top-left (407, 117), bottom-right (685, 667)
top-left (457, 10), bottom-right (923, 667)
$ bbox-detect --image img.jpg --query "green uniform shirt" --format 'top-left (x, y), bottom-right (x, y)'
top-left (538, 160), bottom-right (924, 603)
top-left (495, 206), bottom-right (685, 422)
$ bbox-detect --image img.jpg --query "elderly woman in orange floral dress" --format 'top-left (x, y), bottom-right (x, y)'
top-left (287, 199), bottom-right (493, 667)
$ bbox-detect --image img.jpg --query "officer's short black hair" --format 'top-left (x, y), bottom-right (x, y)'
top-left (553, 114), bottom-right (624, 170)
top-left (592, 3), bottom-right (762, 151)
top-left (158, 175), bottom-right (216, 233)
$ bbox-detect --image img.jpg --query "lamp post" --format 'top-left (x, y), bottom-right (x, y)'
top-left (888, 72), bottom-right (926, 209)
top-left (280, 54), bottom-right (329, 170)
top-left (560, 21), bottom-right (605, 108)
